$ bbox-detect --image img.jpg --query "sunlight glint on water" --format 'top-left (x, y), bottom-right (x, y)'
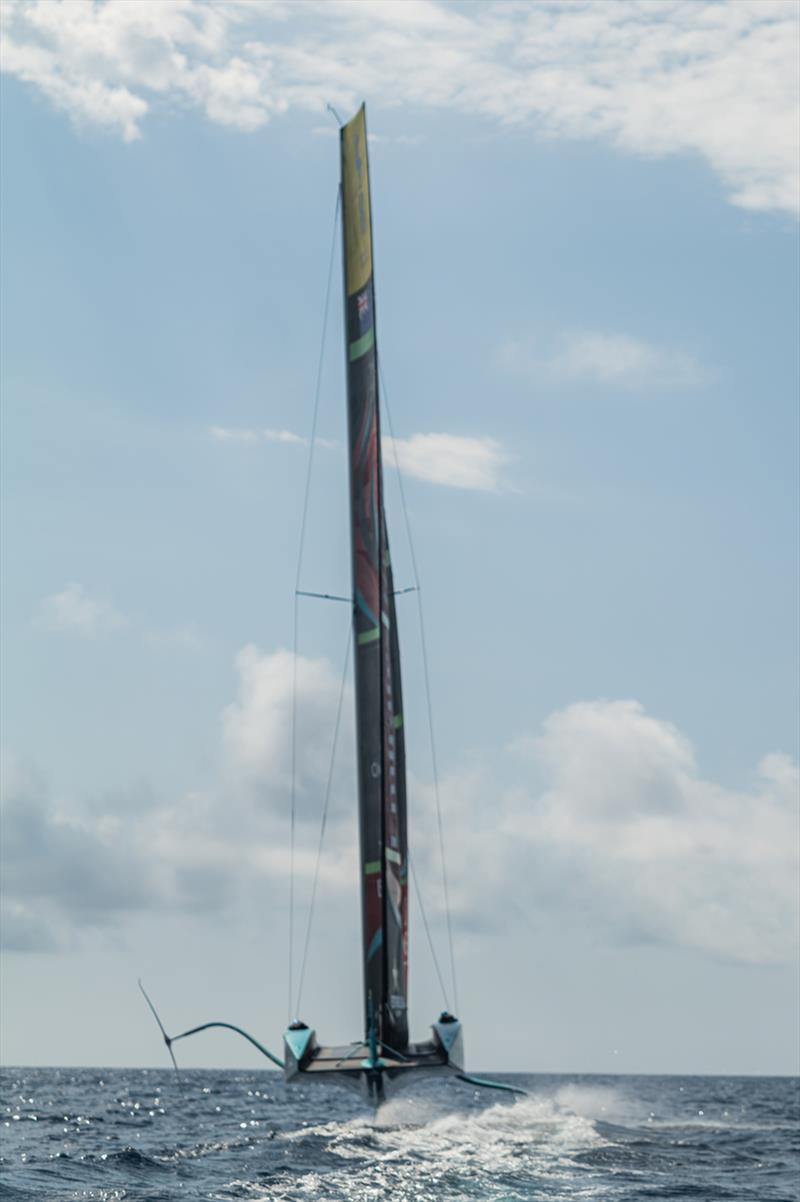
top-left (0, 1068), bottom-right (797, 1201)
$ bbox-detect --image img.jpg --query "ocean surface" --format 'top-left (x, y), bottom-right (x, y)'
top-left (1, 1068), bottom-right (797, 1201)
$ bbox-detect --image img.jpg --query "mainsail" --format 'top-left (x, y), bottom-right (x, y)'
top-left (142, 102), bottom-right (486, 1104)
top-left (340, 104), bottom-right (409, 1052)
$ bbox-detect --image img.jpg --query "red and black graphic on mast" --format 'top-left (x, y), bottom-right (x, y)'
top-left (340, 104), bottom-right (409, 1051)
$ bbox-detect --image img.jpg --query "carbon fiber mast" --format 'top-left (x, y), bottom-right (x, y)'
top-left (282, 103), bottom-right (463, 1102)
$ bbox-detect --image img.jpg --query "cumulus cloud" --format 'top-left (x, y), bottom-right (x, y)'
top-left (383, 433), bottom-right (509, 492)
top-left (221, 644), bottom-right (354, 818)
top-left (2, 655), bottom-right (796, 966)
top-left (131, 645), bottom-right (356, 895)
top-left (0, 646), bottom-right (356, 952)
top-left (0, 760), bottom-right (240, 952)
top-left (501, 330), bottom-right (706, 391)
top-left (1, 0), bottom-right (797, 215)
top-left (430, 700), bottom-right (799, 965)
top-left (37, 582), bottom-right (126, 636)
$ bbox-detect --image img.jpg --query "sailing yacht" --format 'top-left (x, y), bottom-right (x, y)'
top-left (141, 104), bottom-right (524, 1105)
top-left (283, 103), bottom-right (463, 1103)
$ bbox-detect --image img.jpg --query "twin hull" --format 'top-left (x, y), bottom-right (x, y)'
top-left (283, 1018), bottom-right (464, 1102)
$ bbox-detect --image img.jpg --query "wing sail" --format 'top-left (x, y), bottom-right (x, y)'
top-left (340, 104), bottom-right (409, 1051)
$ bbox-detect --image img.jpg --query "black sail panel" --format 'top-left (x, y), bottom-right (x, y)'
top-left (340, 104), bottom-right (409, 1050)
top-left (382, 518), bottom-right (409, 1047)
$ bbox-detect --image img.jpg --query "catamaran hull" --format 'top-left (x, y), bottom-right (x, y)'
top-left (284, 1018), bottom-right (464, 1104)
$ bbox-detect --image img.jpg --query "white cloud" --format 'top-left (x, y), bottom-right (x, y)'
top-left (431, 700), bottom-right (799, 965)
top-left (210, 425), bottom-right (305, 444)
top-left (36, 583), bottom-right (208, 649)
top-left (501, 330), bottom-right (705, 390)
top-left (1, 646), bottom-right (357, 952)
top-left (221, 644), bottom-right (353, 818)
top-left (383, 433), bottom-right (508, 491)
top-left (0, 8), bottom-right (149, 142)
top-left (209, 425), bottom-right (502, 485)
top-left (4, 640), bottom-right (797, 967)
top-left (1, 0), bottom-right (797, 215)
top-left (37, 583), bottom-right (126, 636)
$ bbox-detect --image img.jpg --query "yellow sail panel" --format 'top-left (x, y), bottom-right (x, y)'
top-left (341, 104), bottom-right (373, 297)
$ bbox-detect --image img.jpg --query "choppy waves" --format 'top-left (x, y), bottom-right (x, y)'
top-left (1, 1068), bottom-right (797, 1201)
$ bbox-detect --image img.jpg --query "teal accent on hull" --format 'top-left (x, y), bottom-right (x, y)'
top-left (456, 1073), bottom-right (527, 1096)
top-left (435, 1020), bottom-right (462, 1054)
top-left (284, 1027), bottom-right (314, 1063)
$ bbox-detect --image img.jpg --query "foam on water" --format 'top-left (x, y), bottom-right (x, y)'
top-left (554, 1082), bottom-right (625, 1120)
top-left (1, 1067), bottom-right (797, 1202)
top-left (259, 1091), bottom-right (617, 1200)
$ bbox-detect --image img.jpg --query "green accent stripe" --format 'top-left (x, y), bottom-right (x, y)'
top-left (364, 861), bottom-right (381, 875)
top-left (349, 327), bottom-right (375, 361)
top-left (393, 714), bottom-right (403, 729)
top-left (386, 848), bottom-right (402, 865)
top-left (357, 626), bottom-right (380, 645)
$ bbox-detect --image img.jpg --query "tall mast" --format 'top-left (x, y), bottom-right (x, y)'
top-left (340, 104), bottom-right (409, 1051)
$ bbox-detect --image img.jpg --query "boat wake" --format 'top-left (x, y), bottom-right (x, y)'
top-left (3, 1068), bottom-right (795, 1202)
top-left (271, 1088), bottom-right (606, 1200)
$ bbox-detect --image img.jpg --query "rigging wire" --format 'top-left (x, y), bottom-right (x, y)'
top-left (296, 590), bottom-right (351, 604)
top-left (289, 185), bottom-right (341, 1022)
top-left (378, 357), bottom-right (460, 1016)
top-left (294, 620), bottom-right (352, 1020)
top-left (408, 850), bottom-right (451, 1011)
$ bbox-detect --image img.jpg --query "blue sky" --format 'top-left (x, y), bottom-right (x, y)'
top-left (1, 0), bottom-right (798, 1075)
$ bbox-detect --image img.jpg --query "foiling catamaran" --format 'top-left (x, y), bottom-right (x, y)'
top-left (141, 104), bottom-right (523, 1105)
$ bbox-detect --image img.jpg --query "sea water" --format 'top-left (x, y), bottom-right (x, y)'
top-left (1, 1067), bottom-right (797, 1201)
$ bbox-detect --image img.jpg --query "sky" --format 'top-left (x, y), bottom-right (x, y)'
top-left (1, 0), bottom-right (798, 1077)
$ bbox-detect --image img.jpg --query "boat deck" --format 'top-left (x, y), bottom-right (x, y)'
top-left (301, 1041), bottom-right (449, 1075)
top-left (283, 1017), bottom-right (464, 1100)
